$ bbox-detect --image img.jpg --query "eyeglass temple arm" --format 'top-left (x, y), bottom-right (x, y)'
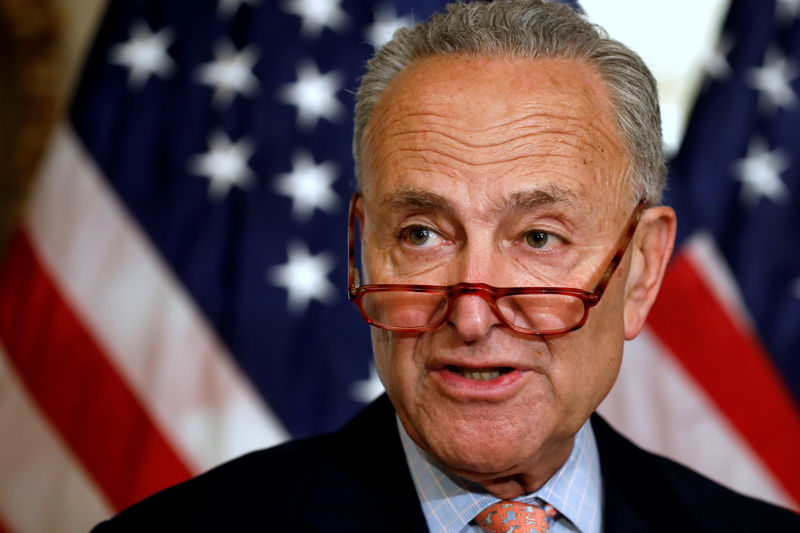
top-left (348, 193), bottom-right (362, 295)
top-left (589, 201), bottom-right (645, 298)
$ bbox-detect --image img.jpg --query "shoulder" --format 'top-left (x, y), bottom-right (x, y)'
top-left (592, 415), bottom-right (800, 531)
top-left (91, 395), bottom-right (414, 532)
top-left (91, 433), bottom-right (334, 531)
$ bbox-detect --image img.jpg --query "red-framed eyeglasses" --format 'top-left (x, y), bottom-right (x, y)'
top-left (347, 193), bottom-right (644, 336)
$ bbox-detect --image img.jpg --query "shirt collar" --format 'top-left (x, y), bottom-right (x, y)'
top-left (398, 417), bottom-right (602, 533)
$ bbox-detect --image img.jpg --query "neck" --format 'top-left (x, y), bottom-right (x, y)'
top-left (455, 440), bottom-right (574, 500)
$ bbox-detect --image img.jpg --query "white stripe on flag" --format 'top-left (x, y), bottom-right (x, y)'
top-left (685, 232), bottom-right (757, 334)
top-left (26, 124), bottom-right (289, 473)
top-left (0, 342), bottom-right (113, 533)
top-left (598, 328), bottom-right (794, 509)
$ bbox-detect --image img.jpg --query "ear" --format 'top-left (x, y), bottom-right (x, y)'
top-left (355, 194), bottom-right (365, 234)
top-left (623, 205), bottom-right (677, 340)
top-left (353, 194), bottom-right (368, 283)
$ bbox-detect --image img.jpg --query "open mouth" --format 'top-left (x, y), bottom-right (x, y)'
top-left (446, 365), bottom-right (514, 381)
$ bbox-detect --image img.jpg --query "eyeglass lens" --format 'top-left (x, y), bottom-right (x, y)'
top-left (359, 290), bottom-right (586, 333)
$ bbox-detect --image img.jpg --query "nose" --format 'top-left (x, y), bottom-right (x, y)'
top-left (446, 290), bottom-right (502, 342)
top-left (446, 236), bottom-right (503, 341)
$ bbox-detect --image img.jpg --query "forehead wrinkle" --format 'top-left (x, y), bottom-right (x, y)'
top-left (501, 115), bottom-right (624, 160)
top-left (371, 115), bottom-right (622, 172)
top-left (384, 146), bottom-right (585, 170)
top-left (483, 112), bottom-right (626, 168)
top-left (387, 84), bottom-right (621, 137)
top-left (373, 128), bottom-right (611, 172)
top-left (386, 128), bottom-right (597, 153)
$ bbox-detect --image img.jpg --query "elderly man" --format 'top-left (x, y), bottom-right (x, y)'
top-left (94, 1), bottom-right (800, 531)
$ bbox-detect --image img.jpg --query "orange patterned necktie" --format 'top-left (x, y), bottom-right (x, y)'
top-left (474, 500), bottom-right (559, 533)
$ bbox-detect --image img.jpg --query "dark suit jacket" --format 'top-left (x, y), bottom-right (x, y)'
top-left (93, 394), bottom-right (799, 532)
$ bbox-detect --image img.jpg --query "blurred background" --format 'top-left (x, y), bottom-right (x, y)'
top-left (1, 0), bottom-right (798, 531)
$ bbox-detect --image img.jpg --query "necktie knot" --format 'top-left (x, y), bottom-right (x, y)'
top-left (474, 500), bottom-right (559, 533)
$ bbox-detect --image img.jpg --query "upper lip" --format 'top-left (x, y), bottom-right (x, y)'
top-left (429, 357), bottom-right (529, 371)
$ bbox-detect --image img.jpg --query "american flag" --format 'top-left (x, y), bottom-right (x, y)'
top-left (0, 0), bottom-right (796, 531)
top-left (597, 0), bottom-right (800, 512)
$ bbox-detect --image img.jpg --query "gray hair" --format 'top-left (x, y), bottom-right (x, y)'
top-left (352, 0), bottom-right (666, 205)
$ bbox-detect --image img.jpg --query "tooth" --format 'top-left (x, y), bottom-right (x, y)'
top-left (459, 368), bottom-right (502, 380)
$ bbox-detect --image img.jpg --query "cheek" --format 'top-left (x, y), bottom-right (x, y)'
top-left (542, 266), bottom-right (628, 402)
top-left (371, 328), bottom-right (391, 385)
top-left (548, 297), bottom-right (625, 411)
top-left (543, 332), bottom-right (621, 424)
top-left (370, 328), bottom-right (418, 397)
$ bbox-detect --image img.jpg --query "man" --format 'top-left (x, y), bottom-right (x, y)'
top-left (94, 1), bottom-right (800, 531)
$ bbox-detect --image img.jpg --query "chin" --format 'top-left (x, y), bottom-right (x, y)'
top-left (412, 403), bottom-right (581, 487)
top-left (446, 452), bottom-right (525, 481)
top-left (424, 419), bottom-right (541, 475)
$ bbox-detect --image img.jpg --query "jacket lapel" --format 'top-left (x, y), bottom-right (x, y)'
top-left (302, 395), bottom-right (429, 533)
top-left (592, 414), bottom-right (699, 532)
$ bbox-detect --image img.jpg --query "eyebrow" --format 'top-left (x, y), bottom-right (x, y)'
top-left (381, 187), bottom-right (455, 215)
top-left (505, 185), bottom-right (578, 213)
top-left (379, 183), bottom-right (579, 216)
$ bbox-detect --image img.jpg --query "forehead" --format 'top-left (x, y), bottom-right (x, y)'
top-left (360, 54), bottom-right (632, 216)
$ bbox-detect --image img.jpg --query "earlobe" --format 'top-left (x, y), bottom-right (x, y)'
top-left (623, 206), bottom-right (677, 340)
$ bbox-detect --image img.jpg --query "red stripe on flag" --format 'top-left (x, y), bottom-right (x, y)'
top-left (0, 229), bottom-right (193, 511)
top-left (648, 251), bottom-right (800, 503)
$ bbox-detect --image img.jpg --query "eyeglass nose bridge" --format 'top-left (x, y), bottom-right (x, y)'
top-left (439, 282), bottom-right (601, 336)
top-left (447, 282), bottom-right (496, 297)
top-left (441, 282), bottom-right (523, 330)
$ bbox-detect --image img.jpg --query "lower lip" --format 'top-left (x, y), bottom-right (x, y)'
top-left (432, 367), bottom-right (526, 399)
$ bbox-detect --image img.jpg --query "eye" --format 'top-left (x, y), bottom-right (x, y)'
top-left (525, 230), bottom-right (559, 249)
top-left (405, 226), bottom-right (437, 246)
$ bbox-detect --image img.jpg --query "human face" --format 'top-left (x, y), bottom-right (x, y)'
top-left (358, 55), bottom-right (636, 496)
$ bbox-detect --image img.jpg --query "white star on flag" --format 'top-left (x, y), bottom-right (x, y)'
top-left (188, 130), bottom-right (257, 199)
top-left (282, 0), bottom-right (349, 39)
top-left (268, 241), bottom-right (337, 314)
top-left (195, 41), bottom-right (260, 108)
top-left (349, 364), bottom-right (385, 403)
top-left (746, 47), bottom-right (800, 112)
top-left (218, 0), bottom-right (260, 17)
top-left (732, 138), bottom-right (791, 206)
top-left (365, 3), bottom-right (413, 48)
top-left (777, 0), bottom-right (800, 23)
top-left (705, 34), bottom-right (733, 81)
top-left (278, 60), bottom-right (345, 130)
top-left (274, 150), bottom-right (340, 222)
top-left (108, 20), bottom-right (175, 88)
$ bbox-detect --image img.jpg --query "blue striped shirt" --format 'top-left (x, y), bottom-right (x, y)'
top-left (398, 418), bottom-right (602, 533)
